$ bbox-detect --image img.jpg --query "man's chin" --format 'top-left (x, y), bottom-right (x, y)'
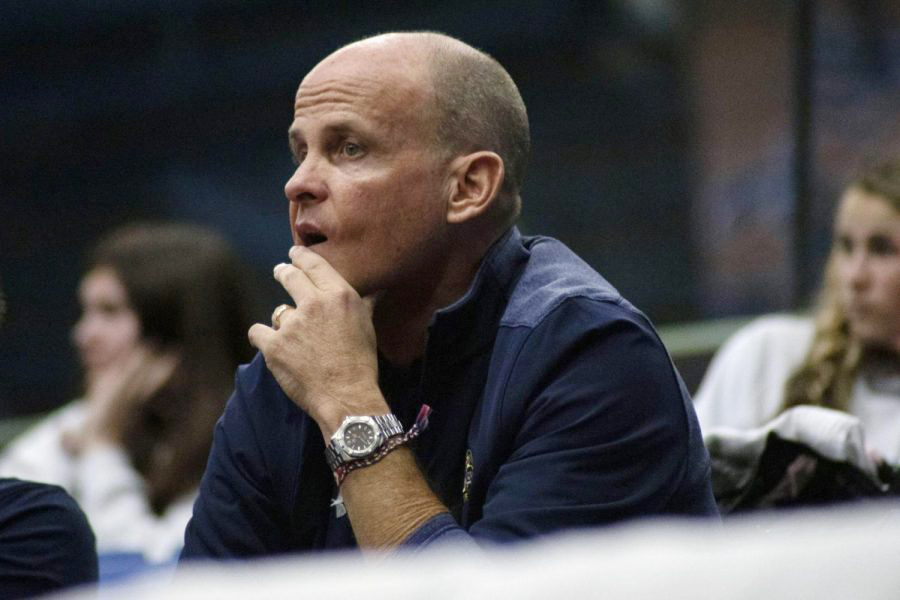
top-left (324, 263), bottom-right (371, 297)
top-left (312, 252), bottom-right (385, 300)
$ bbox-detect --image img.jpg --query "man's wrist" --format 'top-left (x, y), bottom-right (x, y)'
top-left (331, 431), bottom-right (405, 486)
top-left (328, 405), bottom-right (432, 486)
top-left (313, 388), bottom-right (390, 439)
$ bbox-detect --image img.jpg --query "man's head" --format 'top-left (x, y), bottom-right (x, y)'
top-left (424, 34), bottom-right (530, 223)
top-left (284, 32), bottom-right (529, 297)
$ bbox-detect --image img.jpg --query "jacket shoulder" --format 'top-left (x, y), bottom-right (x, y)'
top-left (501, 236), bottom-right (639, 329)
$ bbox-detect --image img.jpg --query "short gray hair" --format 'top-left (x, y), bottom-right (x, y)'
top-left (424, 35), bottom-right (530, 224)
top-left (343, 32), bottom-right (531, 226)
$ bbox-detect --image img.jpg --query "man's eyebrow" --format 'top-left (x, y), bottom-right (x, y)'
top-left (288, 120), bottom-right (370, 151)
top-left (291, 119), bottom-right (368, 137)
top-left (287, 128), bottom-right (303, 151)
top-left (322, 120), bottom-right (366, 137)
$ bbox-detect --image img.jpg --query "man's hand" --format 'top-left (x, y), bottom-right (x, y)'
top-left (249, 246), bottom-right (388, 437)
top-left (250, 246), bottom-right (448, 550)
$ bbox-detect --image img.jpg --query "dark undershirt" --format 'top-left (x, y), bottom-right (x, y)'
top-left (378, 354), bottom-right (425, 429)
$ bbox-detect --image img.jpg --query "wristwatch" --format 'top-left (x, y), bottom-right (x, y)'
top-left (324, 413), bottom-right (404, 471)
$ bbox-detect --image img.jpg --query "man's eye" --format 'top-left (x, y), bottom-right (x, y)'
top-left (341, 142), bottom-right (363, 157)
top-left (292, 151), bottom-right (307, 166)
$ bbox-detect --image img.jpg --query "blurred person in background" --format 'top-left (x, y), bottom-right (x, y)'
top-left (0, 223), bottom-right (261, 571)
top-left (695, 157), bottom-right (900, 509)
top-left (0, 278), bottom-right (99, 597)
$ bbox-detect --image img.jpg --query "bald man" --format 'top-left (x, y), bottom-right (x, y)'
top-left (181, 31), bottom-right (717, 558)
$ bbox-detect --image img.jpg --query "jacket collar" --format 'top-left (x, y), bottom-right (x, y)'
top-left (425, 227), bottom-right (529, 367)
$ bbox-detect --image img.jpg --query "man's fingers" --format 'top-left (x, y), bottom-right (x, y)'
top-left (288, 246), bottom-right (348, 291)
top-left (271, 303), bottom-right (293, 331)
top-left (361, 295), bottom-right (376, 318)
top-left (248, 322), bottom-right (277, 351)
top-left (273, 262), bottom-right (315, 304)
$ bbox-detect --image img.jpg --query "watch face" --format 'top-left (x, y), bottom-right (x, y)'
top-left (342, 421), bottom-right (378, 456)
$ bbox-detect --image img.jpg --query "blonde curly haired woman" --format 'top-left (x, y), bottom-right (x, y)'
top-left (695, 157), bottom-right (900, 467)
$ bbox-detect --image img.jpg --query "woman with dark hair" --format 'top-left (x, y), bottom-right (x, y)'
top-left (0, 223), bottom-right (260, 564)
top-left (695, 158), bottom-right (900, 480)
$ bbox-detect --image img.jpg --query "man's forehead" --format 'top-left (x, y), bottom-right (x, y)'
top-left (302, 38), bottom-right (429, 90)
top-left (302, 52), bottom-right (422, 91)
top-left (293, 62), bottom-right (431, 124)
top-left (293, 75), bottom-right (383, 111)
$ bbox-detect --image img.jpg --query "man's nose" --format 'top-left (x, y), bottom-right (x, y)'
top-left (284, 155), bottom-right (327, 208)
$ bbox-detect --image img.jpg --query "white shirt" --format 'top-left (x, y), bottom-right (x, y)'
top-left (694, 314), bottom-right (900, 465)
top-left (0, 401), bottom-right (194, 563)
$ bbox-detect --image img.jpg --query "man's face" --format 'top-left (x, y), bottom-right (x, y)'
top-left (284, 45), bottom-right (450, 297)
top-left (834, 187), bottom-right (900, 351)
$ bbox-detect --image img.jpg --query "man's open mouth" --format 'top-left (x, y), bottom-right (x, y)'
top-left (297, 223), bottom-right (328, 247)
top-left (301, 231), bottom-right (327, 247)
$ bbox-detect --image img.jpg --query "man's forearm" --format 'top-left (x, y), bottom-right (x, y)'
top-left (339, 447), bottom-right (448, 549)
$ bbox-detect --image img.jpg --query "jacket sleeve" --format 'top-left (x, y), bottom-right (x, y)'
top-left (0, 479), bottom-right (98, 596)
top-left (180, 355), bottom-right (298, 559)
top-left (402, 297), bottom-right (715, 549)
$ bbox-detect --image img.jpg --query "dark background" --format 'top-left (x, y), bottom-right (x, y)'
top-left (2, 0), bottom-right (899, 417)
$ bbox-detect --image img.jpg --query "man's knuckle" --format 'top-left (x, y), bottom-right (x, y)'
top-left (294, 295), bottom-right (313, 313)
top-left (334, 287), bottom-right (356, 304)
top-left (270, 333), bottom-right (286, 351)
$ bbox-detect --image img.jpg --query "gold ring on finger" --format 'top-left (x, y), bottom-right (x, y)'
top-left (271, 303), bottom-right (292, 330)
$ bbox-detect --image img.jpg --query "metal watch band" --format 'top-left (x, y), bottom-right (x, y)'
top-left (331, 405), bottom-right (433, 487)
top-left (324, 413), bottom-right (404, 471)
top-left (371, 413), bottom-right (404, 438)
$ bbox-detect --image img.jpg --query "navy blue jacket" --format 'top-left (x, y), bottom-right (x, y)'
top-left (0, 478), bottom-right (98, 597)
top-left (182, 228), bottom-right (717, 558)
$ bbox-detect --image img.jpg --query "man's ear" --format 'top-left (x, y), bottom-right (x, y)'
top-left (445, 151), bottom-right (505, 224)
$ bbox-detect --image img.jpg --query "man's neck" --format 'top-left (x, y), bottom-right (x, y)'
top-left (373, 254), bottom-right (483, 367)
top-left (373, 224), bottom-right (509, 366)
